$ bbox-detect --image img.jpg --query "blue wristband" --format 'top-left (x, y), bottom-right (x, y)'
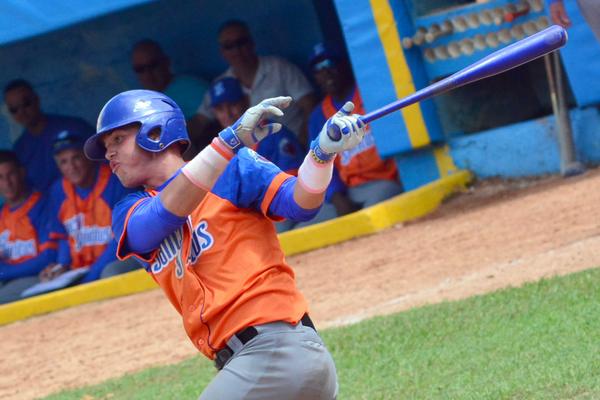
top-left (218, 126), bottom-right (243, 153)
top-left (310, 138), bottom-right (335, 163)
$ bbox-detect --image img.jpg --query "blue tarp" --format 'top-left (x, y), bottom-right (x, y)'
top-left (0, 0), bottom-right (154, 45)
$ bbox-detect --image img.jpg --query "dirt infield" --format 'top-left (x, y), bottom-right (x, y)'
top-left (3, 169), bottom-right (600, 400)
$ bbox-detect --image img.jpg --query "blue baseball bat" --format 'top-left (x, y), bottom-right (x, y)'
top-left (328, 25), bottom-right (568, 140)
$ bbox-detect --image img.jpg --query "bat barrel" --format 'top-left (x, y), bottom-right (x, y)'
top-left (360, 25), bottom-right (567, 126)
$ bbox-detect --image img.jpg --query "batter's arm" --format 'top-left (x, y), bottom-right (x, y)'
top-left (161, 97), bottom-right (293, 217)
top-left (292, 101), bottom-right (366, 210)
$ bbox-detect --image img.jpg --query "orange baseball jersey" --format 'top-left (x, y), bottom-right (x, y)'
top-left (0, 192), bottom-right (56, 265)
top-left (309, 87), bottom-right (398, 187)
top-left (49, 164), bottom-right (124, 269)
top-left (112, 149), bottom-right (308, 359)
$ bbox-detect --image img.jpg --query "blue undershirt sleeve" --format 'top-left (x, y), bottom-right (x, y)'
top-left (0, 248), bottom-right (55, 282)
top-left (80, 240), bottom-right (118, 283)
top-left (268, 177), bottom-right (322, 222)
top-left (57, 239), bottom-right (71, 266)
top-left (126, 196), bottom-right (188, 254)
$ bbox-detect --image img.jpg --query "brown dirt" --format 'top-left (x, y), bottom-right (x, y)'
top-left (3, 169), bottom-right (600, 400)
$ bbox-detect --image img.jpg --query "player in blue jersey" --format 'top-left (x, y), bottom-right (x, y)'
top-left (208, 77), bottom-right (307, 233)
top-left (0, 150), bottom-right (57, 303)
top-left (4, 79), bottom-right (95, 192)
top-left (209, 77), bottom-right (305, 175)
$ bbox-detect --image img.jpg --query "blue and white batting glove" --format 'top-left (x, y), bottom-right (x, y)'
top-left (218, 96), bottom-right (292, 153)
top-left (311, 101), bottom-right (367, 163)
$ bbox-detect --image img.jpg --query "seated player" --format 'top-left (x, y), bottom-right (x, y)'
top-left (3, 79), bottom-right (95, 192)
top-left (0, 151), bottom-right (56, 303)
top-left (40, 131), bottom-right (139, 284)
top-left (209, 77), bottom-right (305, 175)
top-left (307, 43), bottom-right (402, 216)
top-left (130, 38), bottom-right (213, 157)
top-left (209, 77), bottom-right (306, 232)
top-left (191, 19), bottom-right (318, 149)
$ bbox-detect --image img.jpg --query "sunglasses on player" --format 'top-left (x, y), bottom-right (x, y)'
top-left (133, 59), bottom-right (162, 74)
top-left (220, 36), bottom-right (251, 51)
top-left (8, 98), bottom-right (34, 115)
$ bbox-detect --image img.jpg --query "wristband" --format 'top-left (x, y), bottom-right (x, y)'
top-left (297, 152), bottom-right (334, 193)
top-left (218, 126), bottom-right (243, 153)
top-left (310, 138), bottom-right (335, 164)
top-left (181, 138), bottom-right (233, 191)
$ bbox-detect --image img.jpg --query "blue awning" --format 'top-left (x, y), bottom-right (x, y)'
top-left (0, 0), bottom-right (155, 45)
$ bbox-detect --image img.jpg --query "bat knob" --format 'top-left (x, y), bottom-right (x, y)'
top-left (327, 123), bottom-right (342, 141)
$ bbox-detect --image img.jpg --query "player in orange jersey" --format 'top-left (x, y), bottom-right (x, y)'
top-left (307, 43), bottom-right (402, 220)
top-left (42, 131), bottom-right (139, 284)
top-left (0, 150), bottom-right (57, 303)
top-left (84, 89), bottom-right (367, 399)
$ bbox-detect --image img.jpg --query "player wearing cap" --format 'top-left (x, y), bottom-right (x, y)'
top-left (209, 76), bottom-right (305, 175)
top-left (307, 43), bottom-right (402, 212)
top-left (85, 89), bottom-right (367, 399)
top-left (3, 79), bottom-right (95, 192)
top-left (40, 131), bottom-right (138, 284)
top-left (208, 76), bottom-right (305, 233)
top-left (0, 150), bottom-right (57, 303)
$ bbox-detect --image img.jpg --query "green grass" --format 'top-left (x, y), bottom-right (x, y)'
top-left (43, 268), bottom-right (600, 400)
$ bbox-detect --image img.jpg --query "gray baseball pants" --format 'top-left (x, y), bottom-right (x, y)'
top-left (199, 320), bottom-right (338, 400)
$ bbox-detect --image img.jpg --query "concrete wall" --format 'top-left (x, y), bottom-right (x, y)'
top-left (0, 0), bottom-right (323, 148)
top-left (449, 106), bottom-right (600, 178)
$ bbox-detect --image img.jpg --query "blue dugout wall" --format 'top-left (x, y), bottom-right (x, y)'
top-left (333, 0), bottom-right (600, 186)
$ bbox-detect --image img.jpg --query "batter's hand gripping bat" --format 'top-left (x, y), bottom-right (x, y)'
top-left (328, 25), bottom-right (568, 140)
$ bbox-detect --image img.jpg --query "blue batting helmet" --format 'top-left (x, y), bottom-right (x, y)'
top-left (84, 89), bottom-right (190, 160)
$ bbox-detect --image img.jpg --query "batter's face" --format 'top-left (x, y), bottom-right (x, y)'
top-left (218, 25), bottom-right (256, 69)
top-left (4, 86), bottom-right (43, 129)
top-left (213, 98), bottom-right (248, 128)
top-left (0, 162), bottom-right (26, 204)
top-left (102, 125), bottom-right (154, 188)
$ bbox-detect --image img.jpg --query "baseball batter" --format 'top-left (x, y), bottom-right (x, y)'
top-left (84, 89), bottom-right (367, 399)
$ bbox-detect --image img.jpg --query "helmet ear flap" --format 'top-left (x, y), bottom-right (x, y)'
top-left (165, 117), bottom-right (187, 143)
top-left (136, 114), bottom-right (187, 152)
top-left (147, 126), bottom-right (163, 143)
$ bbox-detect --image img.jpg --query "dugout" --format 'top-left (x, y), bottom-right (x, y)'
top-left (2, 0), bottom-right (600, 192)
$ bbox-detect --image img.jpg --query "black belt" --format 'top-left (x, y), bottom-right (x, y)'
top-left (214, 313), bottom-right (316, 370)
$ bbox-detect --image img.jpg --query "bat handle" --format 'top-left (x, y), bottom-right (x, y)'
top-left (326, 116), bottom-right (368, 141)
top-left (326, 121), bottom-right (342, 141)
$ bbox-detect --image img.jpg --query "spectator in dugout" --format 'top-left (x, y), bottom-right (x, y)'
top-left (0, 151), bottom-right (57, 303)
top-left (39, 131), bottom-right (140, 284)
top-left (130, 39), bottom-right (213, 157)
top-left (208, 76), bottom-right (305, 232)
top-left (191, 19), bottom-right (317, 149)
top-left (301, 43), bottom-right (403, 226)
top-left (3, 79), bottom-right (94, 192)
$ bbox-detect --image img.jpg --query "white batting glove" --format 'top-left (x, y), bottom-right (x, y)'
top-left (311, 101), bottom-right (367, 163)
top-left (218, 96), bottom-right (292, 153)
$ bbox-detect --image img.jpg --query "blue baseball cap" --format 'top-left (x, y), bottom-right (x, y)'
top-left (308, 42), bottom-right (341, 70)
top-left (53, 130), bottom-right (85, 155)
top-left (209, 77), bottom-right (245, 107)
